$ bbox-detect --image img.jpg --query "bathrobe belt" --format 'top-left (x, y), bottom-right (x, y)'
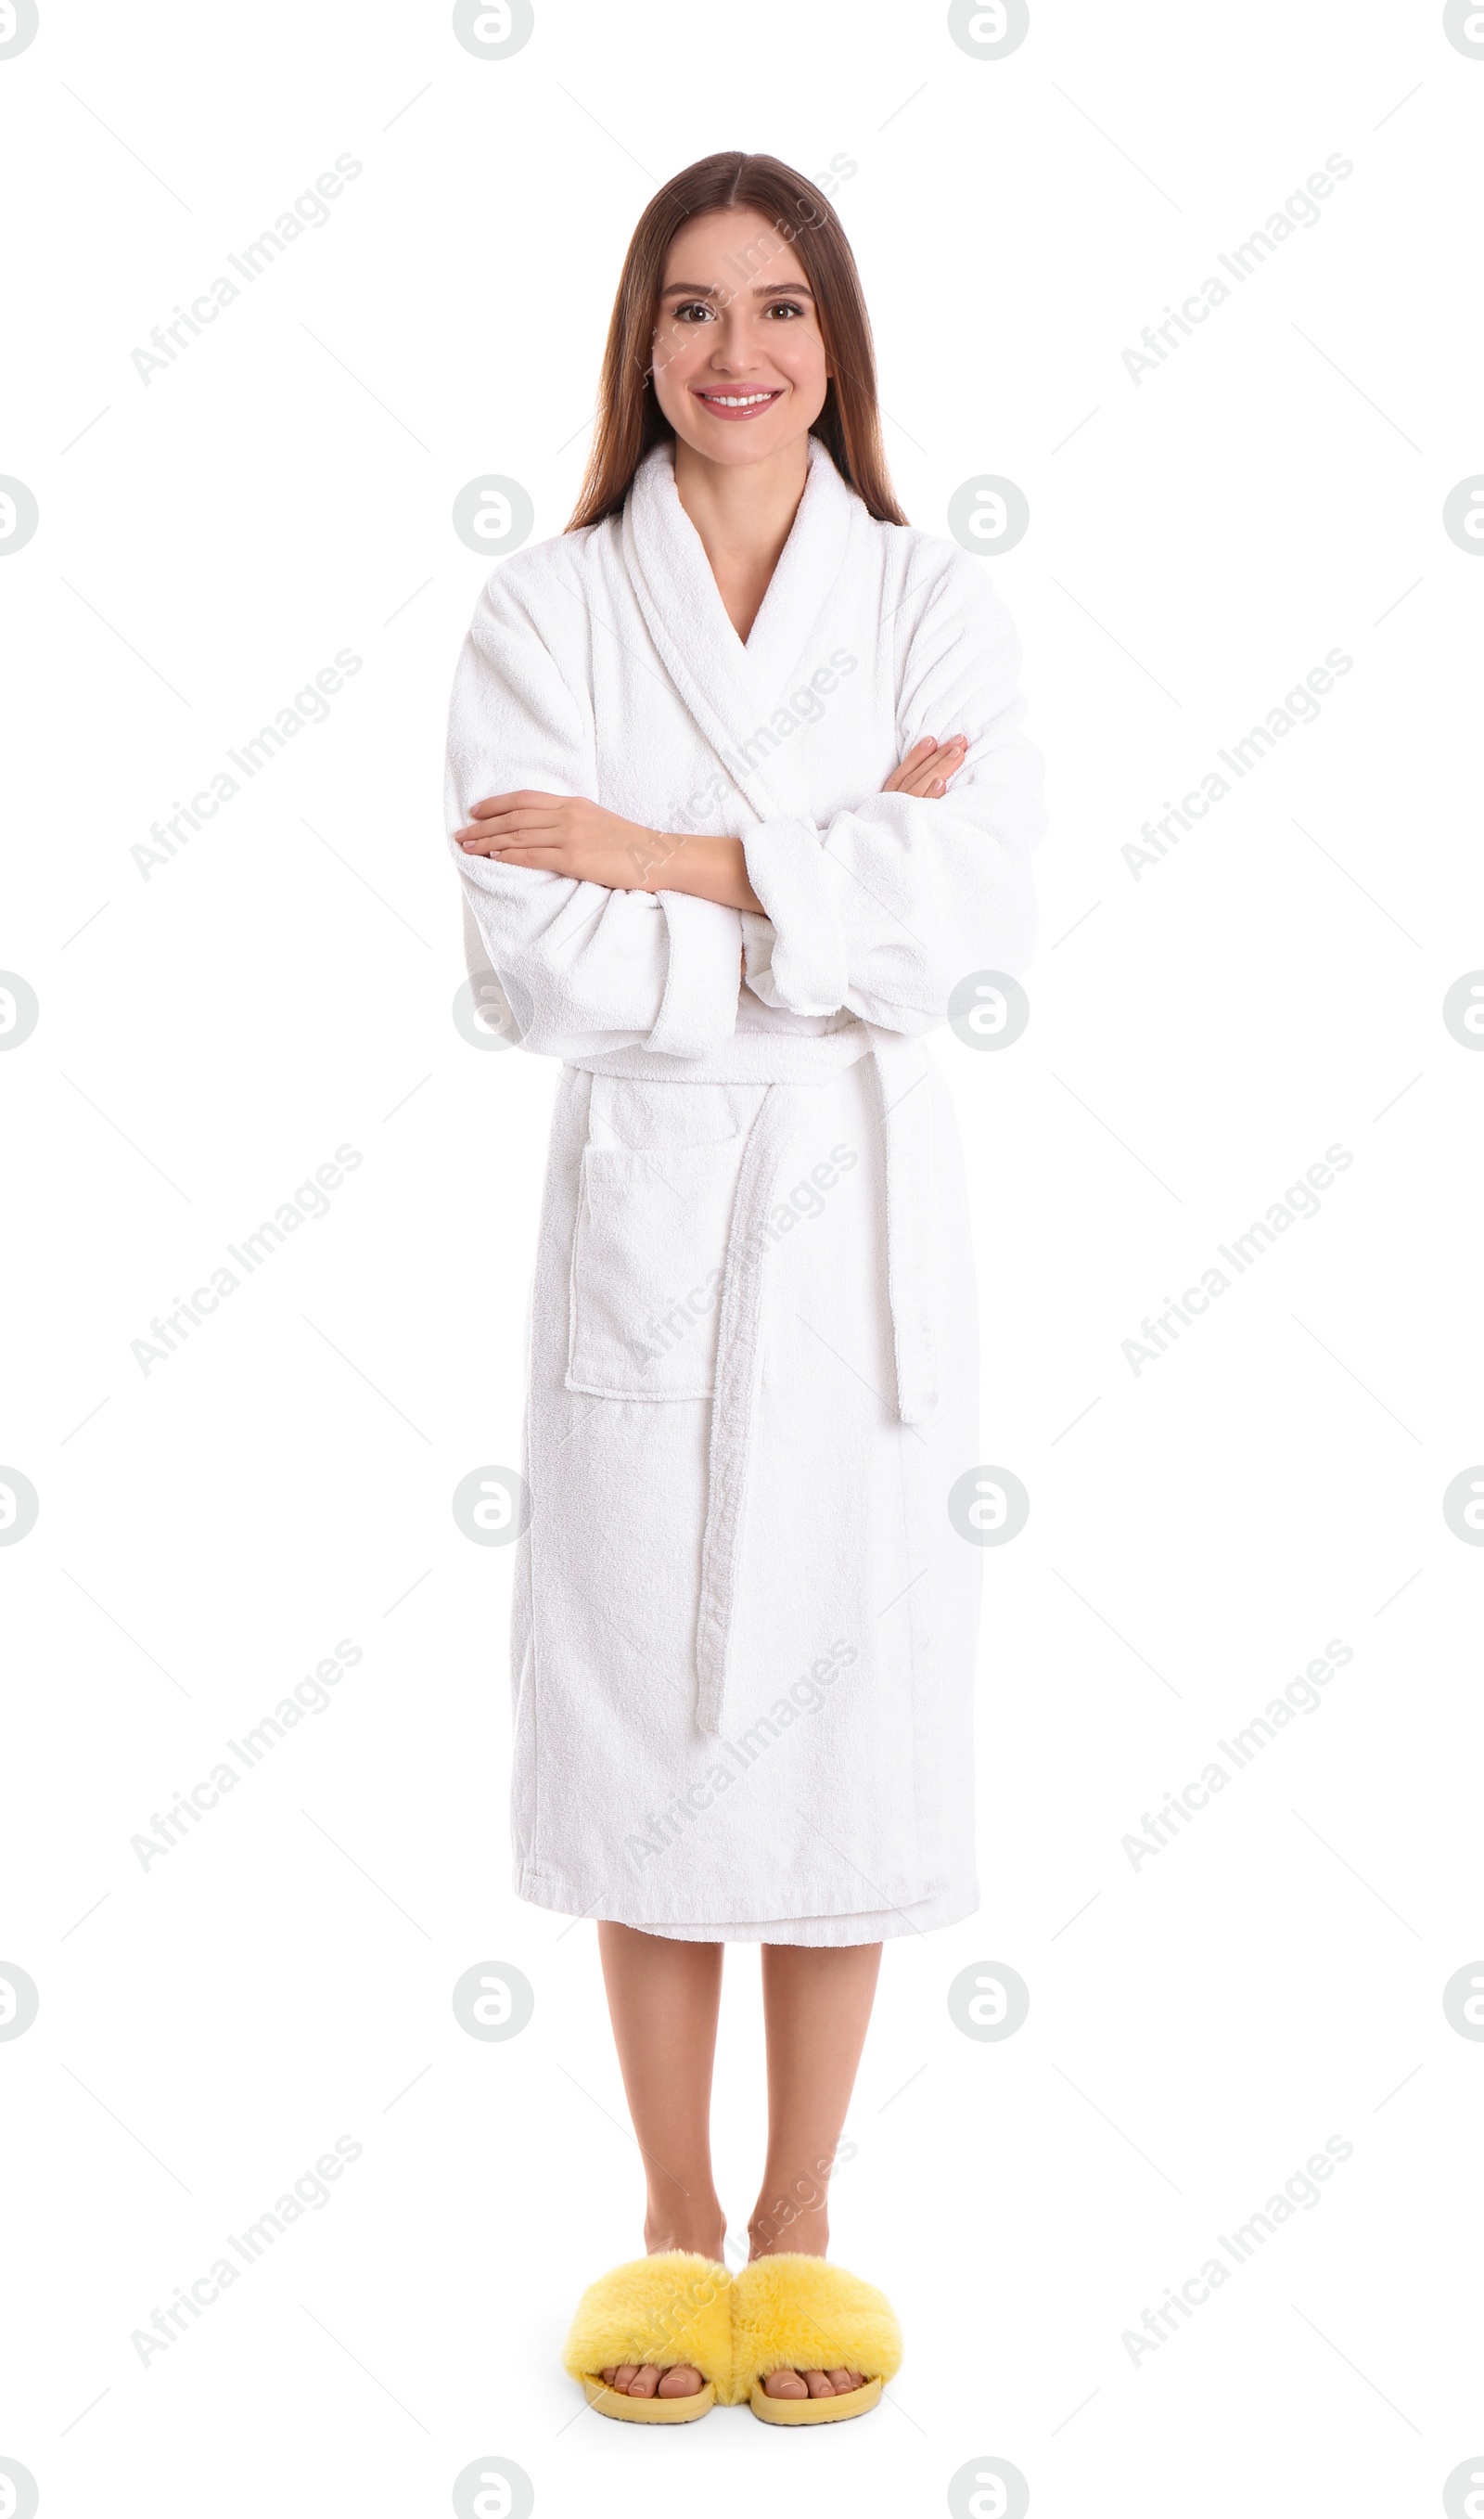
top-left (573, 1027), bottom-right (939, 1738)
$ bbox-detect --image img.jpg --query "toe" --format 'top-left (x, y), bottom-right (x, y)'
top-left (825, 2367), bottom-right (857, 2393)
top-left (763, 2369), bottom-right (809, 2398)
top-left (656, 2364), bottom-right (704, 2397)
top-left (626, 2364), bottom-right (660, 2397)
top-left (802, 2369), bottom-right (836, 2397)
top-left (609, 2364), bottom-right (639, 2393)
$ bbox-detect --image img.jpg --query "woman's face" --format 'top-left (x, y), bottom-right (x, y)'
top-left (650, 207), bottom-right (830, 468)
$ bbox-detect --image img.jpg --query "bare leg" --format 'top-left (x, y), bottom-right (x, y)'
top-left (594, 1921), bottom-right (724, 2397)
top-left (750, 1940), bottom-right (883, 2399)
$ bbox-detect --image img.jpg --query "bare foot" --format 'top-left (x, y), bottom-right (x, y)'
top-left (597, 2224), bottom-right (724, 2399)
top-left (761, 2364), bottom-right (867, 2398)
top-left (598, 2361), bottom-right (706, 2397)
top-left (747, 2215), bottom-right (864, 2396)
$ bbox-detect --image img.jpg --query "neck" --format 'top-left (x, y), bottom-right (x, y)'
top-left (671, 434), bottom-right (812, 577)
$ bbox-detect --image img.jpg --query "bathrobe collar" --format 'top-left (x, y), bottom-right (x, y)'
top-left (620, 431), bottom-right (860, 821)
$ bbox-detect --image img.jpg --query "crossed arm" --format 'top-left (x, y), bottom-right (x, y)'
top-left (454, 733), bottom-right (969, 911)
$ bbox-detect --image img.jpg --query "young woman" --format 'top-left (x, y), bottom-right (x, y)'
top-left (446, 150), bottom-right (1043, 2426)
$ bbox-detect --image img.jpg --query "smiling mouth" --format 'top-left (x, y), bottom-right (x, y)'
top-left (693, 388), bottom-right (785, 417)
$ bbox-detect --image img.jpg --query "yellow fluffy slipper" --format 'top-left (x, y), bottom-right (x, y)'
top-left (561, 2251), bottom-right (733, 2423)
top-left (731, 2253), bottom-right (902, 2424)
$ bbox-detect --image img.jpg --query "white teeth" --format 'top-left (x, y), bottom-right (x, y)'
top-left (701, 392), bottom-right (776, 407)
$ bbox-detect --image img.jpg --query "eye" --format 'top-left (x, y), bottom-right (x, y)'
top-left (765, 301), bottom-right (805, 317)
top-left (672, 300), bottom-right (715, 324)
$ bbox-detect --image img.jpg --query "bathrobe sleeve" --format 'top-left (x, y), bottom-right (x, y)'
top-left (445, 558), bottom-right (743, 1061)
top-left (739, 551), bottom-right (1045, 1032)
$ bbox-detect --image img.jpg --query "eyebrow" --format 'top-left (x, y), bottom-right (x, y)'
top-left (659, 280), bottom-right (814, 300)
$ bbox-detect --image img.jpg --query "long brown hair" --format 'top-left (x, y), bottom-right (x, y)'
top-left (566, 151), bottom-right (907, 532)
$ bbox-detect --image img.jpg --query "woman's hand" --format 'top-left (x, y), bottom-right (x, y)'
top-left (882, 734), bottom-right (967, 798)
top-left (457, 793), bottom-right (762, 911)
top-left (456, 792), bottom-right (663, 890)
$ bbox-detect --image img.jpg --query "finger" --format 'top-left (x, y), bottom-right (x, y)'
top-left (453, 830), bottom-right (564, 861)
top-left (881, 738), bottom-right (941, 795)
top-left (467, 790), bottom-right (561, 818)
top-left (479, 846), bottom-right (573, 871)
top-left (895, 763), bottom-right (954, 798)
top-left (902, 736), bottom-right (965, 771)
top-left (457, 805), bottom-right (565, 841)
top-left (457, 840), bottom-right (568, 867)
top-left (899, 742), bottom-right (968, 797)
top-left (457, 837), bottom-right (562, 858)
top-left (899, 739), bottom-right (966, 781)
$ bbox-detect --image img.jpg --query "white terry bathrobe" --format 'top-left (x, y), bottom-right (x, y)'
top-left (444, 433), bottom-right (1044, 1945)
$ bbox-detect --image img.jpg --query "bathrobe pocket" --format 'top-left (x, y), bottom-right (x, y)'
top-left (567, 1133), bottom-right (748, 1400)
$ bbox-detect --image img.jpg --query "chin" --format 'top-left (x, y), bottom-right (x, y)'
top-left (667, 406), bottom-right (820, 466)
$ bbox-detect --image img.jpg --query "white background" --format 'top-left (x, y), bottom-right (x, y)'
top-left (3, 2), bottom-right (1483, 2513)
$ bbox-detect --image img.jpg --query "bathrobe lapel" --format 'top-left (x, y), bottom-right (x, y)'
top-left (620, 433), bottom-right (858, 825)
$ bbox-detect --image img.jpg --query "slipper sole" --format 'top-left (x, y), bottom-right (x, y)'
top-left (581, 2374), bottom-right (717, 2423)
top-left (748, 2375), bottom-right (883, 2425)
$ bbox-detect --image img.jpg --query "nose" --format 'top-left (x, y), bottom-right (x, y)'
top-left (704, 303), bottom-right (762, 373)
